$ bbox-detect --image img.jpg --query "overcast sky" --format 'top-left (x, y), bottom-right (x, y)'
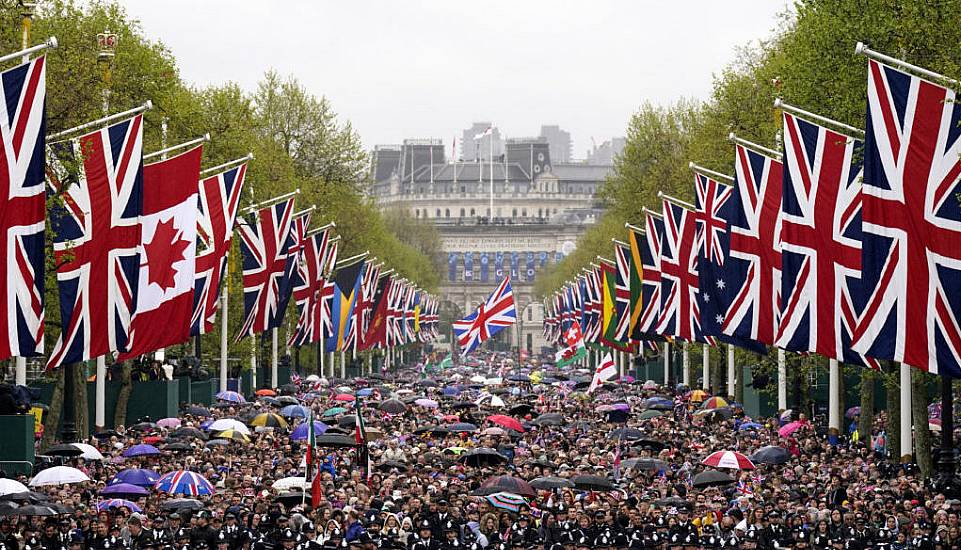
top-left (120, 0), bottom-right (788, 160)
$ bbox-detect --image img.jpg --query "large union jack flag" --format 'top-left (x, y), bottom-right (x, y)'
top-left (723, 142), bottom-right (783, 346)
top-left (288, 228), bottom-right (330, 347)
top-left (236, 197), bottom-right (296, 340)
top-left (851, 59), bottom-right (961, 376)
top-left (0, 56), bottom-right (46, 360)
top-left (777, 112), bottom-right (876, 367)
top-left (634, 212), bottom-right (664, 338)
top-left (453, 276), bottom-right (516, 354)
top-left (48, 114), bottom-right (144, 368)
top-left (191, 163), bottom-right (246, 336)
top-left (657, 199), bottom-right (707, 342)
top-left (613, 243), bottom-right (633, 341)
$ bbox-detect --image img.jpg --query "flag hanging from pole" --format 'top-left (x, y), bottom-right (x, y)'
top-left (554, 322), bottom-right (587, 368)
top-left (0, 55), bottom-right (46, 361)
top-left (588, 352), bottom-right (617, 394)
top-left (453, 277), bottom-right (516, 355)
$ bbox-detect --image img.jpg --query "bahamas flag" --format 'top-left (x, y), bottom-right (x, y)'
top-left (331, 259), bottom-right (365, 352)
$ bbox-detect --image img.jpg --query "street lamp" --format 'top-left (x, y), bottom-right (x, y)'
top-left (96, 30), bottom-right (117, 114)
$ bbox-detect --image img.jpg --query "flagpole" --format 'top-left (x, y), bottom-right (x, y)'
top-left (900, 363), bottom-right (913, 461)
top-left (340, 350), bottom-right (346, 379)
top-left (726, 344), bottom-right (735, 398)
top-left (48, 100), bottom-right (152, 141)
top-left (702, 344), bottom-right (710, 391)
top-left (0, 35), bottom-right (56, 65)
top-left (777, 348), bottom-right (787, 411)
top-left (271, 329), bottom-right (278, 389)
top-left (95, 356), bottom-right (106, 429)
top-left (828, 357), bottom-right (841, 444)
top-left (251, 336), bottom-right (257, 388)
top-left (682, 342), bottom-right (690, 386)
top-left (489, 131), bottom-right (494, 222)
top-left (663, 342), bottom-right (670, 386)
top-left (855, 42), bottom-right (959, 86)
top-left (219, 284), bottom-right (229, 394)
top-left (201, 153), bottom-right (254, 177)
top-left (144, 134), bottom-right (210, 162)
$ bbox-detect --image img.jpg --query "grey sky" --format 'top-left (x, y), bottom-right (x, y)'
top-left (120, 0), bottom-right (788, 160)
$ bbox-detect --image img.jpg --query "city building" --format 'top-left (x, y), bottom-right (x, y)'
top-left (460, 122), bottom-right (503, 161)
top-left (539, 124), bottom-right (572, 164)
top-left (586, 137), bottom-right (626, 165)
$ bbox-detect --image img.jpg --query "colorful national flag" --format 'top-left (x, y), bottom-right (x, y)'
top-left (588, 352), bottom-right (617, 394)
top-left (555, 322), bottom-right (587, 368)
top-left (453, 277), bottom-right (516, 354)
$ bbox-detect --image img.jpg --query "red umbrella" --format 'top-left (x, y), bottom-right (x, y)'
top-left (333, 394), bottom-right (356, 402)
top-left (488, 415), bottom-right (525, 432)
top-left (701, 450), bottom-right (755, 470)
top-left (482, 475), bottom-right (535, 497)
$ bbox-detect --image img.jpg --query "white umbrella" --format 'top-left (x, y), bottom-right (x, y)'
top-left (70, 443), bottom-right (105, 461)
top-left (0, 478), bottom-right (28, 495)
top-left (489, 395), bottom-right (506, 408)
top-left (208, 419), bottom-right (251, 435)
top-left (29, 466), bottom-right (90, 487)
top-left (470, 375), bottom-right (486, 383)
top-left (305, 374), bottom-right (320, 383)
top-left (271, 476), bottom-right (307, 491)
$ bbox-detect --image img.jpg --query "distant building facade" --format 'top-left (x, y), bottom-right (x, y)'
top-left (539, 124), bottom-right (572, 164)
top-left (460, 122), bottom-right (504, 161)
top-left (371, 135), bottom-right (613, 353)
top-left (587, 137), bottom-right (626, 165)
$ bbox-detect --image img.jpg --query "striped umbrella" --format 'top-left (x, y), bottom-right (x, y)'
top-left (484, 492), bottom-right (527, 513)
top-left (701, 450), bottom-right (755, 470)
top-left (249, 413), bottom-right (288, 429)
top-left (97, 499), bottom-right (142, 513)
top-left (212, 429), bottom-right (251, 443)
top-left (155, 471), bottom-right (215, 496)
top-left (215, 391), bottom-right (246, 404)
top-left (701, 397), bottom-right (729, 410)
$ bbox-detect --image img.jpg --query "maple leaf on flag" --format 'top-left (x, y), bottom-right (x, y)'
top-left (143, 218), bottom-right (189, 291)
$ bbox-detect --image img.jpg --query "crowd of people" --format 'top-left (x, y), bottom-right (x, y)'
top-left (0, 350), bottom-right (956, 550)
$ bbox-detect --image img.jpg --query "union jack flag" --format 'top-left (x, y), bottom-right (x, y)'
top-left (657, 200), bottom-right (707, 342)
top-left (318, 239), bottom-right (338, 349)
top-left (723, 142), bottom-right (783, 346)
top-left (613, 243), bottom-right (633, 341)
top-left (48, 114), bottom-right (144, 368)
top-left (636, 212), bottom-right (664, 337)
top-left (236, 197), bottom-right (296, 340)
top-left (191, 163), bottom-right (246, 335)
top-left (777, 112), bottom-right (876, 367)
top-left (288, 228), bottom-right (330, 347)
top-left (851, 59), bottom-right (961, 376)
top-left (453, 276), bottom-right (516, 354)
top-left (385, 278), bottom-right (404, 347)
top-left (0, 56), bottom-right (46, 360)
top-left (351, 261), bottom-right (380, 350)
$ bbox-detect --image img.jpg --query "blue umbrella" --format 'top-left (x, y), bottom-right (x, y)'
top-left (155, 470), bottom-right (215, 496)
top-left (97, 499), bottom-right (142, 513)
top-left (215, 391), bottom-right (246, 404)
top-left (281, 405), bottom-right (311, 419)
top-left (110, 469), bottom-right (160, 488)
top-left (100, 483), bottom-right (150, 498)
top-left (123, 444), bottom-right (161, 458)
top-left (290, 421), bottom-right (329, 441)
top-left (738, 422), bottom-right (764, 431)
top-left (356, 388), bottom-right (373, 397)
top-left (442, 386), bottom-right (460, 396)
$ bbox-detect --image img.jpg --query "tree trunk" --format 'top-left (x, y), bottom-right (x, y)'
top-left (68, 363), bottom-right (89, 439)
top-left (836, 367), bottom-right (846, 434)
top-left (41, 368), bottom-right (65, 449)
top-left (912, 369), bottom-right (934, 477)
top-left (735, 363), bottom-right (745, 404)
top-left (114, 363), bottom-right (133, 429)
top-left (884, 368), bottom-right (900, 461)
top-left (859, 369), bottom-right (876, 444)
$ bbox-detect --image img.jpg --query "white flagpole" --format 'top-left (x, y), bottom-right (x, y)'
top-left (726, 344), bottom-right (735, 397)
top-left (250, 336), bottom-right (257, 388)
top-left (663, 342), bottom-right (670, 385)
top-left (271, 328), bottom-right (278, 388)
top-left (681, 342), bottom-right (690, 386)
top-left (702, 344), bottom-right (710, 390)
top-left (340, 350), bottom-right (346, 379)
top-left (489, 132), bottom-right (494, 222)
top-left (900, 363), bottom-right (913, 461)
top-left (828, 358), bottom-right (841, 440)
top-left (219, 285), bottom-right (229, 394)
top-left (95, 356), bottom-right (106, 428)
top-left (777, 348), bottom-right (787, 411)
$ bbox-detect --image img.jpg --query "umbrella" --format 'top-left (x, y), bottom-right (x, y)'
top-left (110, 469), bottom-right (159, 487)
top-left (208, 419), bottom-right (251, 434)
top-left (205, 439), bottom-right (230, 447)
top-left (482, 475), bottom-right (535, 497)
top-left (778, 421), bottom-right (803, 438)
top-left (692, 470), bottom-right (736, 488)
top-left (654, 496), bottom-right (691, 509)
top-left (215, 391), bottom-right (246, 404)
top-left (572, 475), bottom-right (614, 491)
top-left (271, 477), bottom-right (308, 491)
top-left (280, 405), bottom-right (311, 419)
top-left (458, 448), bottom-right (508, 467)
top-left (623, 458), bottom-right (669, 472)
top-left (451, 401), bottom-right (478, 410)
top-left (170, 427), bottom-right (207, 440)
top-left (100, 483), bottom-right (149, 499)
top-left (484, 492), bottom-right (527, 513)
top-left (416, 379), bottom-right (438, 388)
top-left (333, 393), bottom-right (355, 402)
top-left (45, 444), bottom-right (83, 458)
top-left (529, 476), bottom-right (574, 490)
top-left (129, 422), bottom-right (158, 432)
top-left (634, 438), bottom-right (667, 452)
top-left (255, 389), bottom-right (277, 396)
top-left (845, 406), bottom-right (861, 419)
top-left (738, 422), bottom-right (764, 431)
top-left (276, 395), bottom-right (300, 406)
top-left (702, 450), bottom-right (755, 470)
top-left (749, 445), bottom-right (792, 465)
top-left (122, 444), bottom-right (161, 458)
top-left (695, 407), bottom-right (734, 421)
top-left (0, 480), bottom-right (28, 496)
top-left (2, 505), bottom-right (59, 517)
top-left (605, 409), bottom-right (630, 423)
top-left (701, 397), bottom-right (729, 409)
top-left (643, 397), bottom-right (674, 411)
top-left (509, 404), bottom-right (533, 415)
top-left (290, 421), bottom-right (329, 441)
top-left (445, 423), bottom-right (479, 433)
top-left (638, 410), bottom-right (664, 421)
top-left (258, 396), bottom-right (281, 406)
top-left (315, 434), bottom-right (358, 448)
top-left (0, 491), bottom-right (48, 504)
top-left (155, 471), bottom-right (215, 496)
top-left (689, 389), bottom-right (709, 402)
top-left (481, 427), bottom-right (506, 436)
top-left (160, 498), bottom-right (203, 512)
top-left (156, 417), bottom-right (181, 429)
top-left (249, 413), bottom-right (288, 429)
top-left (70, 443), bottom-right (105, 461)
top-left (92, 430), bottom-right (121, 440)
top-left (212, 429), bottom-right (251, 443)
top-left (379, 399), bottom-right (407, 414)
top-left (376, 461), bottom-right (408, 472)
top-left (322, 407), bottom-right (347, 418)
top-left (414, 398), bottom-right (438, 409)
top-left (642, 380), bottom-right (658, 390)
top-left (532, 413), bottom-right (564, 426)
top-left (96, 499), bottom-right (142, 513)
top-left (183, 406), bottom-right (210, 417)
top-left (610, 427), bottom-right (644, 441)
top-left (780, 409), bottom-right (794, 421)
top-left (29, 466), bottom-right (90, 487)
top-left (488, 415), bottom-right (525, 432)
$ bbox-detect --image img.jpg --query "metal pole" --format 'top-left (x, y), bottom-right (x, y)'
top-left (271, 328), bottom-right (278, 388)
top-left (777, 349), bottom-right (787, 411)
top-left (219, 285), bottom-right (228, 394)
top-left (900, 363), bottom-right (913, 462)
top-left (935, 375), bottom-right (960, 495)
top-left (663, 342), bottom-right (670, 386)
top-left (828, 358), bottom-right (840, 444)
top-left (702, 344), bottom-right (710, 390)
top-left (95, 356), bottom-right (106, 429)
top-left (726, 344), bottom-right (735, 397)
top-left (14, 2), bottom-right (31, 388)
top-left (329, 351), bottom-right (334, 378)
top-left (250, 337), bottom-right (257, 388)
top-left (682, 342), bottom-right (690, 386)
top-left (317, 336), bottom-right (323, 376)
top-left (0, 36), bottom-right (56, 66)
top-left (489, 132), bottom-right (494, 222)
top-left (340, 350), bottom-right (346, 379)
top-left (48, 101), bottom-right (152, 141)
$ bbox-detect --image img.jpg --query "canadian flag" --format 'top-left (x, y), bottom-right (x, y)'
top-left (588, 352), bottom-right (617, 394)
top-left (118, 146), bottom-right (203, 360)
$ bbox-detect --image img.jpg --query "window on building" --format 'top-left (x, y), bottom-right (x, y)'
top-left (445, 209), bottom-right (450, 218)
top-left (460, 208), bottom-right (465, 217)
top-left (512, 208), bottom-right (517, 218)
top-left (470, 208), bottom-right (475, 216)
top-left (415, 209), bottom-right (420, 218)
top-left (522, 208), bottom-right (527, 217)
top-left (436, 209), bottom-right (441, 217)
top-left (460, 185), bottom-right (466, 194)
top-left (537, 208), bottom-right (542, 218)
top-left (527, 308), bottom-right (533, 321)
